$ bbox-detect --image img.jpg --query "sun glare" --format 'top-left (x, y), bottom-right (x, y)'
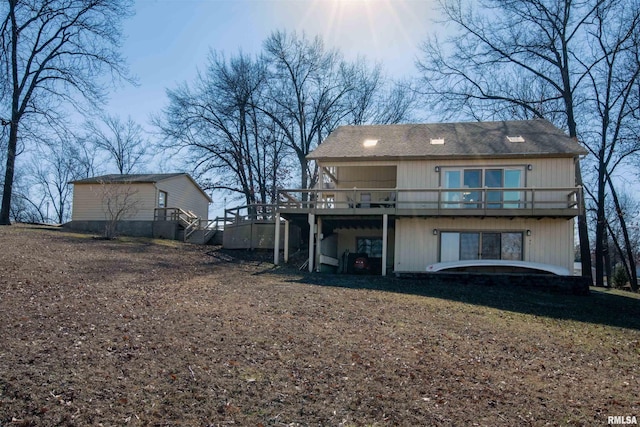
top-left (303, 0), bottom-right (417, 58)
top-left (296, 0), bottom-right (436, 77)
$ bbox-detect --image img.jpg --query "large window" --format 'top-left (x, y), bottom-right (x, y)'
top-left (440, 231), bottom-right (523, 262)
top-left (442, 167), bottom-right (523, 208)
top-left (443, 169), bottom-right (481, 208)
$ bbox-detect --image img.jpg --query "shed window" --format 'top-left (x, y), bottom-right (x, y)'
top-left (158, 191), bottom-right (167, 208)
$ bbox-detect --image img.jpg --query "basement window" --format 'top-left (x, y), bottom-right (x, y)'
top-left (430, 138), bottom-right (445, 145)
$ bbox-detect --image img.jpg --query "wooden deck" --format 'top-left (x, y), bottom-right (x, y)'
top-left (277, 187), bottom-right (582, 219)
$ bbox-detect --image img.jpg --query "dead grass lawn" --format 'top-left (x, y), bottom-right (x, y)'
top-left (0, 224), bottom-right (639, 426)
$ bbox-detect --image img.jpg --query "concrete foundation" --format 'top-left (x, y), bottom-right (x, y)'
top-left (64, 220), bottom-right (154, 237)
top-left (395, 272), bottom-right (591, 295)
top-left (152, 221), bottom-right (180, 240)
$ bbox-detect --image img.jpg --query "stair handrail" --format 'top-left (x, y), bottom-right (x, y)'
top-left (155, 208), bottom-right (232, 243)
top-left (183, 216), bottom-right (200, 241)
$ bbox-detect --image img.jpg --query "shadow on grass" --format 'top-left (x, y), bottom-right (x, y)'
top-left (19, 227), bottom-right (639, 331)
top-left (279, 270), bottom-right (640, 331)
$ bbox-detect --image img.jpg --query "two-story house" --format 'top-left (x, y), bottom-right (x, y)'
top-left (273, 120), bottom-right (587, 276)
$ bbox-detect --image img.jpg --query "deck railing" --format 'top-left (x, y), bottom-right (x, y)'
top-left (154, 207), bottom-right (199, 239)
top-left (277, 187), bottom-right (582, 214)
top-left (154, 208), bottom-right (231, 242)
top-left (224, 204), bottom-right (279, 223)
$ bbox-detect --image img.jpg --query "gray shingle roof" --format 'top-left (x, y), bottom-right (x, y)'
top-left (71, 173), bottom-right (186, 184)
top-left (71, 173), bottom-right (212, 202)
top-left (307, 120), bottom-right (587, 161)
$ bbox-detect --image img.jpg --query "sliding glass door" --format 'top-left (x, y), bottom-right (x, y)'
top-left (440, 231), bottom-right (524, 261)
top-left (443, 169), bottom-right (482, 208)
top-left (441, 167), bottom-right (523, 209)
top-left (503, 169), bottom-right (523, 208)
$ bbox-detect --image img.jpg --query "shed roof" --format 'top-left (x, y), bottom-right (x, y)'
top-left (72, 173), bottom-right (187, 184)
top-left (307, 120), bottom-right (587, 161)
top-left (71, 173), bottom-right (212, 202)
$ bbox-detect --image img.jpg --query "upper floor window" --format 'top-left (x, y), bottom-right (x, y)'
top-left (441, 167), bottom-right (524, 208)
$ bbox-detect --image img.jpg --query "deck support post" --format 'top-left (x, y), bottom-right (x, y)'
top-left (308, 213), bottom-right (315, 272)
top-left (249, 219), bottom-right (254, 250)
top-left (316, 216), bottom-right (323, 272)
top-left (284, 219), bottom-right (290, 263)
top-left (273, 212), bottom-right (280, 265)
top-left (382, 213), bottom-right (388, 276)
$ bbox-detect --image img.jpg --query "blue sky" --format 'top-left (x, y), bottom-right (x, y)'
top-left (106, 0), bottom-right (440, 128)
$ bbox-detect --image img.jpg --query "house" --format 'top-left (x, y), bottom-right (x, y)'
top-left (67, 173), bottom-right (213, 241)
top-left (273, 120), bottom-right (587, 276)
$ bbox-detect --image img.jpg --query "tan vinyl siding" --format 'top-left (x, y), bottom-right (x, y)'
top-left (322, 157), bottom-right (575, 192)
top-left (526, 158), bottom-right (575, 187)
top-left (71, 183), bottom-right (156, 221)
top-left (394, 218), bottom-right (433, 272)
top-left (156, 175), bottom-right (210, 219)
top-left (394, 217), bottom-right (574, 273)
top-left (335, 165), bottom-right (396, 189)
top-left (397, 157), bottom-right (575, 189)
top-left (396, 160), bottom-right (440, 205)
top-left (397, 160), bottom-right (439, 189)
top-left (524, 218), bottom-right (574, 269)
top-left (72, 175), bottom-right (210, 223)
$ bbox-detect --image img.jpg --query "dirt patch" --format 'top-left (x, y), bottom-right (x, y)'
top-left (0, 224), bottom-right (639, 426)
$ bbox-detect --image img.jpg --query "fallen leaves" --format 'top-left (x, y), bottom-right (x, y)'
top-left (0, 225), bottom-right (639, 426)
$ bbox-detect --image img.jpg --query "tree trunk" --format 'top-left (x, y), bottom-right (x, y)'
top-left (299, 153), bottom-right (308, 201)
top-left (594, 151), bottom-right (607, 287)
top-left (606, 174), bottom-right (638, 291)
top-left (574, 159), bottom-right (592, 282)
top-left (1, 1), bottom-right (18, 225)
top-left (0, 122), bottom-right (18, 225)
top-left (603, 226), bottom-right (612, 288)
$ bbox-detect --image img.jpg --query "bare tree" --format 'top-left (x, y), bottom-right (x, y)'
top-left (157, 32), bottom-right (418, 207)
top-left (415, 0), bottom-right (640, 282)
top-left (602, 182), bottom-right (639, 290)
top-left (97, 180), bottom-right (139, 239)
top-left (0, 0), bottom-right (133, 225)
top-left (85, 114), bottom-right (148, 174)
top-left (157, 51), bottom-right (288, 208)
top-left (341, 59), bottom-right (417, 126)
top-left (69, 135), bottom-right (102, 180)
top-left (581, 1), bottom-right (640, 289)
top-left (261, 30), bottom-right (353, 193)
top-left (9, 171), bottom-right (45, 223)
top-left (30, 133), bottom-right (90, 224)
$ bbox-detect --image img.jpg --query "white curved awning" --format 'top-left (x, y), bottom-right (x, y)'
top-left (426, 260), bottom-right (571, 276)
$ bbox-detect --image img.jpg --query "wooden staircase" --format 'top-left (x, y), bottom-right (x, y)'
top-left (155, 208), bottom-right (223, 244)
top-left (175, 209), bottom-right (200, 241)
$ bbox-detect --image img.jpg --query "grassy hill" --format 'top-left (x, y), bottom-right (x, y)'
top-left (1, 224), bottom-right (638, 426)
